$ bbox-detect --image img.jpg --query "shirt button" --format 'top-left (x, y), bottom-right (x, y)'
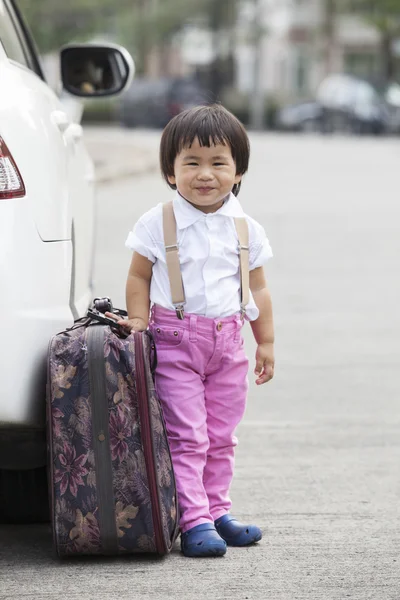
top-left (216, 322), bottom-right (222, 331)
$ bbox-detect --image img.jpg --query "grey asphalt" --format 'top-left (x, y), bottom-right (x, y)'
top-left (1, 131), bottom-right (399, 600)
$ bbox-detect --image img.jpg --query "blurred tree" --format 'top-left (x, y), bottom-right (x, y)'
top-left (339, 0), bottom-right (400, 82)
top-left (208, 0), bottom-right (239, 99)
top-left (117, 0), bottom-right (213, 74)
top-left (249, 0), bottom-right (265, 129)
top-left (18, 0), bottom-right (131, 53)
top-left (118, 0), bottom-right (240, 95)
top-left (19, 0), bottom-right (241, 96)
top-left (322, 0), bottom-right (337, 76)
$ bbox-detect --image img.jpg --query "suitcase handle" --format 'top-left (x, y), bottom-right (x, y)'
top-left (87, 313), bottom-right (157, 372)
top-left (88, 301), bottom-right (157, 371)
top-left (87, 308), bottom-right (130, 339)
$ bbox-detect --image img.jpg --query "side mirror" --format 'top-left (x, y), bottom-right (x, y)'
top-left (60, 43), bottom-right (134, 98)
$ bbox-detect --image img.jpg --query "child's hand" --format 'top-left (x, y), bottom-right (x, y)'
top-left (105, 313), bottom-right (147, 333)
top-left (254, 342), bottom-right (274, 385)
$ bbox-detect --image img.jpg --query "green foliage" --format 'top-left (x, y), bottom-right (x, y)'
top-left (116, 0), bottom-right (214, 71)
top-left (116, 0), bottom-right (239, 73)
top-left (337, 0), bottom-right (400, 80)
top-left (18, 0), bottom-right (239, 59)
top-left (341, 0), bottom-right (400, 34)
top-left (18, 0), bottom-right (124, 53)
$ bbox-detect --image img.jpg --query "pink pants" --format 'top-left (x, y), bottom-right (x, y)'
top-left (149, 305), bottom-right (249, 533)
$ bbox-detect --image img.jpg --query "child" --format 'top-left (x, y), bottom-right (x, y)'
top-left (109, 104), bottom-right (274, 557)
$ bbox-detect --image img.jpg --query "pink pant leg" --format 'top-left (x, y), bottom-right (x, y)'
top-left (203, 332), bottom-right (249, 521)
top-left (151, 331), bottom-right (213, 533)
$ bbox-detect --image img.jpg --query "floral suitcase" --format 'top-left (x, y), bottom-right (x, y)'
top-left (46, 305), bottom-right (179, 557)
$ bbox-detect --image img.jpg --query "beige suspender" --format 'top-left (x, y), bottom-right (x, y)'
top-left (234, 216), bottom-right (250, 317)
top-left (162, 201), bottom-right (249, 320)
top-left (162, 202), bottom-right (186, 320)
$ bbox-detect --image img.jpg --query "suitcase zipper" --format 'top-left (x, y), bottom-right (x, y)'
top-left (134, 332), bottom-right (166, 555)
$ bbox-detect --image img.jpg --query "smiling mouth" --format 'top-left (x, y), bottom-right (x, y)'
top-left (196, 187), bottom-right (214, 192)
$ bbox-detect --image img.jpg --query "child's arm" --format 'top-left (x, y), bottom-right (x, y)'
top-left (249, 266), bottom-right (275, 385)
top-left (106, 251), bottom-right (153, 332)
top-left (125, 252), bottom-right (153, 330)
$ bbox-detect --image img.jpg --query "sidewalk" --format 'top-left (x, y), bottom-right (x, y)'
top-left (83, 125), bottom-right (160, 183)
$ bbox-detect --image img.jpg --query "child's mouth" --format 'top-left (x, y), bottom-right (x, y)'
top-left (196, 187), bottom-right (214, 194)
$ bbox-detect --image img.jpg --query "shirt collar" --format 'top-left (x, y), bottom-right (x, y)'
top-left (172, 192), bottom-right (245, 230)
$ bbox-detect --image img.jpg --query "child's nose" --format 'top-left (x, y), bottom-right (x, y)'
top-left (197, 168), bottom-right (213, 180)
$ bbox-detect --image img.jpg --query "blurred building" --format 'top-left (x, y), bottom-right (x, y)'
top-left (236, 0), bottom-right (395, 102)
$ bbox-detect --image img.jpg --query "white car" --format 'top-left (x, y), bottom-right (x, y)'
top-left (0, 0), bottom-right (134, 522)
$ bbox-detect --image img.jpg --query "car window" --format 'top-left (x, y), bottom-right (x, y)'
top-left (0, 0), bottom-right (28, 66)
top-left (0, 0), bottom-right (44, 78)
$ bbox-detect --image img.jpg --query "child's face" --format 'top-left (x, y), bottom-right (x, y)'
top-left (168, 138), bottom-right (241, 212)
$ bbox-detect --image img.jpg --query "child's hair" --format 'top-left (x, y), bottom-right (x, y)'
top-left (160, 104), bottom-right (250, 196)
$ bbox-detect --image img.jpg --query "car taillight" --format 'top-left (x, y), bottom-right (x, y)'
top-left (0, 136), bottom-right (25, 199)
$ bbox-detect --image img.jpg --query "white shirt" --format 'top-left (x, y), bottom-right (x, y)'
top-left (125, 192), bottom-right (273, 321)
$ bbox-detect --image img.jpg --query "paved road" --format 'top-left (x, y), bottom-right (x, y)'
top-left (1, 132), bottom-right (399, 599)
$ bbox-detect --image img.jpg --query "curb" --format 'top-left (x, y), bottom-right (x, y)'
top-left (94, 159), bottom-right (158, 184)
top-left (84, 128), bottom-right (160, 184)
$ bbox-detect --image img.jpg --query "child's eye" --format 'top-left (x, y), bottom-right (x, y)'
top-left (214, 162), bottom-right (225, 166)
top-left (186, 162), bottom-right (198, 166)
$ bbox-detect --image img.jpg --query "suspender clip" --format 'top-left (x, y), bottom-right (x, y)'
top-left (174, 303), bottom-right (185, 320)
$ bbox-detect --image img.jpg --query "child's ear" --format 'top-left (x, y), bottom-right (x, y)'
top-left (234, 173), bottom-right (242, 185)
top-left (167, 174), bottom-right (176, 185)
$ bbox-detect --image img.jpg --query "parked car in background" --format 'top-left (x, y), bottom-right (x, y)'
top-left (276, 74), bottom-right (390, 135)
top-left (317, 74), bottom-right (389, 134)
top-left (0, 0), bottom-right (134, 523)
top-left (118, 76), bottom-right (210, 128)
top-left (275, 101), bottom-right (324, 133)
top-left (384, 81), bottom-right (400, 133)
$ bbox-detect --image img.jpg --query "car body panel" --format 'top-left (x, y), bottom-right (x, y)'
top-left (64, 123), bottom-right (96, 318)
top-left (0, 56), bottom-right (93, 426)
top-left (0, 59), bottom-right (72, 241)
top-left (0, 198), bottom-right (73, 426)
top-left (0, 75), bottom-right (86, 427)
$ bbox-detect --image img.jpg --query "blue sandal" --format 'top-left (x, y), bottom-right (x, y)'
top-left (181, 523), bottom-right (227, 557)
top-left (214, 514), bottom-right (262, 547)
